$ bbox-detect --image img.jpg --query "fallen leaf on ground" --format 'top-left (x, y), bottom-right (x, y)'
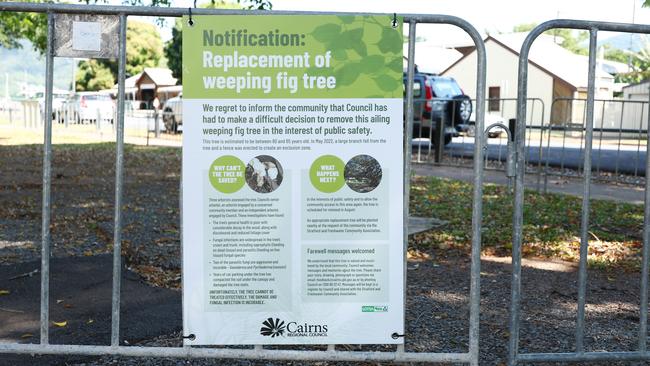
top-left (87, 319), bottom-right (94, 324)
top-left (20, 333), bottom-right (33, 339)
top-left (52, 321), bottom-right (67, 327)
top-left (0, 290), bottom-right (9, 295)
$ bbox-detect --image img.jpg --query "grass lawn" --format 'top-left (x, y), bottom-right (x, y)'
top-left (409, 176), bottom-right (646, 269)
top-left (2, 142), bottom-right (645, 271)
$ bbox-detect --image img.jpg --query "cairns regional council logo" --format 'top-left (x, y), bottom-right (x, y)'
top-left (260, 317), bottom-right (328, 338)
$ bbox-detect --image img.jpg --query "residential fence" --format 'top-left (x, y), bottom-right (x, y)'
top-left (0, 98), bottom-right (181, 143)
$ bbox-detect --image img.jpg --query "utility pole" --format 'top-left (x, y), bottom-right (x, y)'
top-left (71, 58), bottom-right (76, 92)
top-left (629, 0), bottom-right (636, 72)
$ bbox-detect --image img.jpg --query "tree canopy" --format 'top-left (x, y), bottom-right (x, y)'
top-left (0, 0), bottom-right (47, 53)
top-left (75, 59), bottom-right (115, 91)
top-left (511, 23), bottom-right (588, 55)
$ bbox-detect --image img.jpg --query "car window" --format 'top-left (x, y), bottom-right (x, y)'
top-left (432, 79), bottom-right (463, 98)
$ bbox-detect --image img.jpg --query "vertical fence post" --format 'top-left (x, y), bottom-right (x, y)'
top-left (111, 13), bottom-right (127, 348)
top-left (468, 31), bottom-right (486, 366)
top-left (434, 117), bottom-right (443, 162)
top-left (638, 85), bottom-right (650, 353)
top-left (40, 11), bottom-right (55, 345)
top-left (155, 110), bottom-right (160, 138)
top-left (535, 99), bottom-right (545, 192)
top-left (400, 19), bottom-right (416, 355)
top-left (508, 27), bottom-right (534, 366)
top-left (575, 28), bottom-right (597, 353)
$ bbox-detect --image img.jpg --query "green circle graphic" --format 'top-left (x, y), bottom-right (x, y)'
top-left (309, 155), bottom-right (345, 193)
top-left (208, 155), bottom-right (246, 193)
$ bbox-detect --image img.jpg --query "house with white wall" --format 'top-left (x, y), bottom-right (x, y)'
top-left (441, 33), bottom-right (620, 126)
top-left (619, 81), bottom-right (650, 131)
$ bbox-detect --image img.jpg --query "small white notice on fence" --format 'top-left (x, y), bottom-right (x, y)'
top-left (72, 21), bottom-right (101, 52)
top-left (54, 14), bottom-right (118, 58)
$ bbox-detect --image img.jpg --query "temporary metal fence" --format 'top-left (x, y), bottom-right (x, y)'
top-left (0, 2), bottom-right (486, 365)
top-left (508, 19), bottom-right (650, 365)
top-left (538, 97), bottom-right (648, 190)
top-left (411, 97), bottom-right (548, 190)
top-left (413, 94), bottom-right (650, 193)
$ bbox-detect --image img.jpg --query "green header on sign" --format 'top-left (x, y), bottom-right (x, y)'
top-left (182, 15), bottom-right (403, 99)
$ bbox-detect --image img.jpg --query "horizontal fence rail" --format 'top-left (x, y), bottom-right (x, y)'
top-left (508, 19), bottom-right (650, 366)
top-left (0, 2), bottom-right (486, 365)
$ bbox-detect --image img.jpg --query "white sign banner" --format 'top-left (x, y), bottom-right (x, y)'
top-left (182, 15), bottom-right (404, 345)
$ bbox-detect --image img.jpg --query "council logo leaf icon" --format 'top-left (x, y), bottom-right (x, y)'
top-left (260, 317), bottom-right (286, 337)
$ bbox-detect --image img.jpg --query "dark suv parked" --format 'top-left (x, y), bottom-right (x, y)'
top-left (404, 72), bottom-right (472, 146)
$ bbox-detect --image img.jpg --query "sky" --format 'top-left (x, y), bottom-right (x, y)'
top-left (269, 0), bottom-right (648, 29)
top-left (154, 0), bottom-right (650, 46)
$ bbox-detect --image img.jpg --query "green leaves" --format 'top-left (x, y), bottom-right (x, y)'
top-left (387, 56), bottom-right (403, 72)
top-left (337, 16), bottom-right (355, 24)
top-left (373, 74), bottom-right (399, 92)
top-left (335, 62), bottom-right (362, 86)
top-left (307, 17), bottom-right (402, 95)
top-left (377, 27), bottom-right (402, 54)
top-left (312, 24), bottom-right (342, 43)
top-left (331, 49), bottom-right (347, 61)
top-left (360, 55), bottom-right (385, 70)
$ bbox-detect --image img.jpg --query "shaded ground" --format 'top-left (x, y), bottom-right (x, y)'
top-left (1, 252), bottom-right (644, 366)
top-left (0, 144), bottom-right (182, 286)
top-left (0, 255), bottom-right (181, 366)
top-left (0, 144), bottom-right (648, 365)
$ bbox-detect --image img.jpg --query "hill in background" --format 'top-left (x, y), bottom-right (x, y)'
top-left (0, 40), bottom-right (74, 98)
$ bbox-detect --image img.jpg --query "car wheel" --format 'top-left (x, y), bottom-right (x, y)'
top-left (171, 117), bottom-right (179, 134)
top-left (163, 110), bottom-right (173, 132)
top-left (451, 95), bottom-right (472, 124)
top-left (444, 135), bottom-right (452, 145)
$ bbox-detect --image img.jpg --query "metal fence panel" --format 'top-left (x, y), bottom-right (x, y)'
top-left (508, 19), bottom-right (650, 365)
top-left (0, 2), bottom-right (487, 364)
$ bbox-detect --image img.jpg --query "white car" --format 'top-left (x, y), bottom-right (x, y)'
top-left (68, 92), bottom-right (115, 124)
top-left (162, 93), bottom-right (182, 133)
top-left (466, 113), bottom-right (507, 139)
top-left (36, 92), bottom-right (70, 119)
